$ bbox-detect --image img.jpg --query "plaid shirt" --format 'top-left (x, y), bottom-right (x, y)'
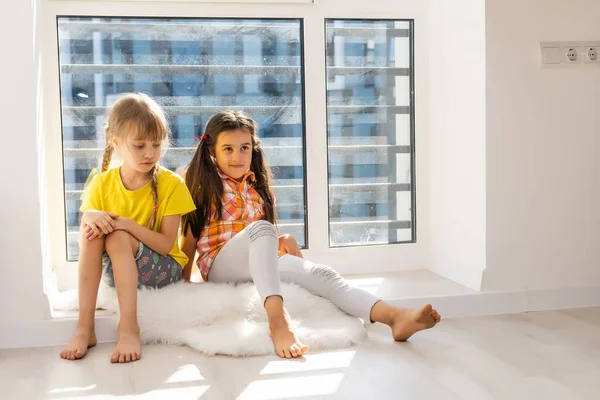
top-left (196, 169), bottom-right (265, 280)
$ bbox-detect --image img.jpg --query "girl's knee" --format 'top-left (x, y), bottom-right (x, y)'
top-left (78, 233), bottom-right (105, 250)
top-left (105, 231), bottom-right (138, 255)
top-left (247, 220), bottom-right (278, 241)
top-left (310, 264), bottom-right (342, 282)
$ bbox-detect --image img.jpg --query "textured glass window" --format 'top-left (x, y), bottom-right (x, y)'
top-left (325, 19), bottom-right (414, 247)
top-left (58, 17), bottom-right (306, 260)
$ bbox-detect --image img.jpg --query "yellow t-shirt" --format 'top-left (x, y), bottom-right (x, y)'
top-left (80, 166), bottom-right (196, 269)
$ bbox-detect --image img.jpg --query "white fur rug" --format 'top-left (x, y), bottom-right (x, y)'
top-left (53, 282), bottom-right (367, 356)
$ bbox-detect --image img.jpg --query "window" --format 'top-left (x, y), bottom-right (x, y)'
top-left (325, 19), bottom-right (415, 247)
top-left (46, 1), bottom-right (426, 284)
top-left (57, 17), bottom-right (307, 261)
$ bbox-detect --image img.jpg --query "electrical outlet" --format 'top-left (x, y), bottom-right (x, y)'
top-left (584, 46), bottom-right (600, 63)
top-left (566, 47), bottom-right (578, 62)
top-left (541, 41), bottom-right (600, 67)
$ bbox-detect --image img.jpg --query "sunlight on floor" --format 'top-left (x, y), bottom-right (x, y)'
top-left (47, 386), bottom-right (210, 399)
top-left (166, 364), bottom-right (205, 383)
top-left (143, 386), bottom-right (211, 398)
top-left (237, 373), bottom-right (345, 399)
top-left (260, 350), bottom-right (356, 375)
top-left (48, 384), bottom-right (97, 394)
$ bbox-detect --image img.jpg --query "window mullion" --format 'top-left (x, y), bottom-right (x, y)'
top-left (302, 14), bottom-right (329, 255)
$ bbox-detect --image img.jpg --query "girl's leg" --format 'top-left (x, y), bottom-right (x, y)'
top-left (104, 230), bottom-right (141, 364)
top-left (278, 255), bottom-right (441, 341)
top-left (60, 224), bottom-right (104, 360)
top-left (209, 220), bottom-right (308, 358)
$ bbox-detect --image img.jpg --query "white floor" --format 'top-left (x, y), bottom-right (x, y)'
top-left (2, 307), bottom-right (600, 400)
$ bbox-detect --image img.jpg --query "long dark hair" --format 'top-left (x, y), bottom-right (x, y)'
top-left (182, 111), bottom-right (276, 238)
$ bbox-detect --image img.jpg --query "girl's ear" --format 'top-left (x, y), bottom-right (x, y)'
top-left (111, 136), bottom-right (121, 151)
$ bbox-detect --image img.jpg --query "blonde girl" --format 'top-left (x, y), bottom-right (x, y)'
top-left (60, 93), bottom-right (196, 363)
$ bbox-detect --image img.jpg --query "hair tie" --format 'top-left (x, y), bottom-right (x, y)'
top-left (153, 204), bottom-right (158, 212)
top-left (201, 135), bottom-right (209, 141)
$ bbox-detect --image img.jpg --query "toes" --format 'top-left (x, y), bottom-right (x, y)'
top-left (276, 349), bottom-right (285, 358)
top-left (292, 344), bottom-right (306, 357)
top-left (289, 347), bottom-right (299, 358)
top-left (119, 353), bottom-right (126, 363)
top-left (300, 344), bottom-right (309, 354)
top-left (125, 353), bottom-right (131, 363)
top-left (110, 353), bottom-right (119, 363)
top-left (283, 349), bottom-right (292, 358)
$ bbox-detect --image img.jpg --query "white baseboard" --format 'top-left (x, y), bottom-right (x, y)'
top-left (0, 315), bottom-right (118, 349)
top-left (525, 285), bottom-right (600, 312)
top-left (2, 285), bottom-right (600, 349)
top-left (390, 285), bottom-right (600, 319)
top-left (390, 290), bottom-right (526, 318)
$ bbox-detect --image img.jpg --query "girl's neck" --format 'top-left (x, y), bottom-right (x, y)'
top-left (119, 164), bottom-right (151, 191)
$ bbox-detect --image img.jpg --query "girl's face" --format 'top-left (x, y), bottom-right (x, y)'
top-left (114, 128), bottom-right (163, 174)
top-left (213, 128), bottom-right (253, 181)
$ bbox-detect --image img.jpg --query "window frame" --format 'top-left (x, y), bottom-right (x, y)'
top-left (324, 18), bottom-right (417, 249)
top-left (56, 15), bottom-right (310, 262)
top-left (41, 0), bottom-right (430, 291)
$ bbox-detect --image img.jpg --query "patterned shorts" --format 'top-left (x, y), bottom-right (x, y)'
top-left (102, 241), bottom-right (182, 289)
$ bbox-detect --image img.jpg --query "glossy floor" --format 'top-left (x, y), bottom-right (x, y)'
top-left (1, 307), bottom-right (599, 400)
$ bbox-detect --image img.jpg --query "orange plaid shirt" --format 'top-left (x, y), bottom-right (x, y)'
top-left (196, 169), bottom-right (265, 280)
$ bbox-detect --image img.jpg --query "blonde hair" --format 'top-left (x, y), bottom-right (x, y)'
top-left (102, 93), bottom-right (169, 230)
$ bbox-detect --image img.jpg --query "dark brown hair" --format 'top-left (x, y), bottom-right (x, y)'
top-left (182, 111), bottom-right (276, 238)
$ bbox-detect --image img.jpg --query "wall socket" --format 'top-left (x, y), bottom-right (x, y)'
top-left (541, 41), bottom-right (600, 67)
top-left (585, 46), bottom-right (598, 62)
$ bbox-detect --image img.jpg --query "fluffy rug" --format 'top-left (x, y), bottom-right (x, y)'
top-left (53, 281), bottom-right (368, 356)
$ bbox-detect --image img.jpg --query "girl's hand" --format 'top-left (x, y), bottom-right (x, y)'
top-left (278, 234), bottom-right (303, 258)
top-left (82, 210), bottom-right (119, 239)
top-left (84, 216), bottom-right (131, 240)
top-left (113, 217), bottom-right (131, 232)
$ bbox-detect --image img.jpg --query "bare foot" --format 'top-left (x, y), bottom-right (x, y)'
top-left (269, 315), bottom-right (309, 358)
top-left (110, 323), bottom-right (141, 363)
top-left (60, 327), bottom-right (97, 360)
top-left (391, 304), bottom-right (440, 341)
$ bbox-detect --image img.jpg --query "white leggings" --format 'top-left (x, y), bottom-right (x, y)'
top-left (208, 220), bottom-right (380, 322)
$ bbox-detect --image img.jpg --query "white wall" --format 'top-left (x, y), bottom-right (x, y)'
top-left (4, 0), bottom-right (600, 349)
top-left (428, 0), bottom-right (487, 290)
top-left (0, 0), bottom-right (52, 341)
top-left (483, 0), bottom-right (600, 291)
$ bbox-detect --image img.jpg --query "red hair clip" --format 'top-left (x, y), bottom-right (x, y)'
top-left (201, 135), bottom-right (209, 141)
top-left (153, 204), bottom-right (158, 212)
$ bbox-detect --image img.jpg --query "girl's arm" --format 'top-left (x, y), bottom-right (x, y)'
top-left (180, 227), bottom-right (199, 282)
top-left (116, 215), bottom-right (180, 256)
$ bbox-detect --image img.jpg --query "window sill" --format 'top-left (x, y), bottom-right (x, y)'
top-left (50, 269), bottom-right (475, 320)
